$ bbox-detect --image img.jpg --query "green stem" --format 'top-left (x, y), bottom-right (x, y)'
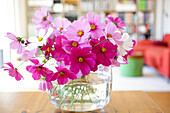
top-left (58, 89), bottom-right (71, 108)
top-left (92, 39), bottom-right (107, 47)
top-left (52, 84), bottom-right (58, 96)
top-left (16, 57), bottom-right (36, 68)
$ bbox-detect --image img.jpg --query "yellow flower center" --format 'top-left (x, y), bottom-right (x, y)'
top-left (36, 67), bottom-right (41, 71)
top-left (107, 34), bottom-right (112, 38)
top-left (90, 24), bottom-right (96, 30)
top-left (60, 58), bottom-right (64, 60)
top-left (78, 57), bottom-right (84, 62)
top-left (47, 47), bottom-right (50, 52)
top-left (72, 42), bottom-right (78, 47)
top-left (101, 48), bottom-right (106, 53)
top-left (58, 71), bottom-right (64, 76)
top-left (59, 27), bottom-right (63, 31)
top-left (38, 37), bottom-right (43, 42)
top-left (77, 31), bottom-right (83, 36)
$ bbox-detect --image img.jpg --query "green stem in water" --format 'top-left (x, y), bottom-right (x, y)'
top-left (58, 89), bottom-right (71, 108)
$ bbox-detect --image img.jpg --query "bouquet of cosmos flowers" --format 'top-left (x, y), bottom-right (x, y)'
top-left (2, 7), bottom-right (135, 91)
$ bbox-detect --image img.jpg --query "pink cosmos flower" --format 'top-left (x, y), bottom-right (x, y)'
top-left (106, 15), bottom-right (126, 30)
top-left (80, 16), bottom-right (86, 22)
top-left (70, 47), bottom-right (96, 77)
top-left (54, 18), bottom-right (71, 34)
top-left (111, 55), bottom-right (128, 67)
top-left (6, 32), bottom-right (22, 54)
top-left (39, 80), bottom-right (53, 91)
top-left (49, 28), bottom-right (61, 39)
top-left (51, 35), bottom-right (68, 62)
top-left (32, 7), bottom-right (52, 27)
top-left (65, 20), bottom-right (91, 43)
top-left (62, 39), bottom-right (90, 53)
top-left (123, 40), bottom-right (136, 60)
top-left (2, 62), bottom-right (23, 81)
top-left (36, 25), bottom-right (60, 40)
top-left (21, 49), bottom-right (38, 61)
top-left (118, 33), bottom-right (134, 56)
top-left (91, 36), bottom-right (117, 66)
top-left (26, 59), bottom-right (53, 80)
top-left (86, 12), bottom-right (106, 39)
top-left (49, 65), bottom-right (77, 85)
top-left (105, 22), bottom-right (123, 45)
top-left (41, 38), bottom-right (54, 59)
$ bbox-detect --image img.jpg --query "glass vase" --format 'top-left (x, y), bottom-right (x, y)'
top-left (48, 65), bottom-right (112, 112)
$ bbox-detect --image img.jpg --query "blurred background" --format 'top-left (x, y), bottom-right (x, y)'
top-left (0, 0), bottom-right (170, 92)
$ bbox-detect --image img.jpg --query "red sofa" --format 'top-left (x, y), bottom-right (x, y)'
top-left (134, 34), bottom-right (170, 79)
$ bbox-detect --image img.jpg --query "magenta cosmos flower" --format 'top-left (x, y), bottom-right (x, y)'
top-left (51, 35), bottom-right (69, 62)
top-left (2, 62), bottom-right (23, 81)
top-left (50, 66), bottom-right (77, 85)
top-left (26, 59), bottom-right (53, 80)
top-left (70, 47), bottom-right (96, 76)
top-left (106, 15), bottom-right (126, 30)
top-left (32, 7), bottom-right (52, 27)
top-left (91, 36), bottom-right (117, 66)
top-left (86, 12), bottom-right (106, 39)
top-left (41, 38), bottom-right (54, 59)
top-left (62, 38), bottom-right (90, 53)
top-left (65, 20), bottom-right (91, 43)
top-left (39, 80), bottom-right (53, 91)
top-left (105, 22), bottom-right (123, 45)
top-left (6, 32), bottom-right (22, 54)
top-left (54, 18), bottom-right (71, 34)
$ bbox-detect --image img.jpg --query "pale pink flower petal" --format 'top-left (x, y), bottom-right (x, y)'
top-left (94, 15), bottom-right (101, 23)
top-left (35, 10), bottom-right (44, 18)
top-left (6, 32), bottom-right (17, 41)
top-left (39, 80), bottom-right (53, 91)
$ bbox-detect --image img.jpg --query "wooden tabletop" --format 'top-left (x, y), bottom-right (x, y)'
top-left (0, 91), bottom-right (169, 113)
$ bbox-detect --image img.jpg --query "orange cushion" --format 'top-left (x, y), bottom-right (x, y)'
top-left (137, 39), bottom-right (154, 45)
top-left (163, 34), bottom-right (170, 48)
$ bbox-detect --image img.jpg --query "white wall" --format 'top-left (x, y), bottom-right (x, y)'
top-left (0, 0), bottom-right (27, 64)
top-left (0, 0), bottom-right (16, 62)
top-left (14, 0), bottom-right (28, 37)
top-left (155, 0), bottom-right (170, 40)
top-left (163, 0), bottom-right (170, 34)
top-left (155, 0), bottom-right (163, 40)
top-left (11, 0), bottom-right (28, 64)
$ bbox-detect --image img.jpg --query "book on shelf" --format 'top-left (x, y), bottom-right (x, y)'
top-left (138, 12), bottom-right (154, 24)
top-left (118, 0), bottom-right (136, 4)
top-left (81, 0), bottom-right (109, 11)
top-left (28, 0), bottom-right (53, 7)
top-left (125, 25), bottom-right (137, 34)
top-left (116, 0), bottom-right (136, 12)
top-left (118, 13), bottom-right (137, 25)
top-left (139, 0), bottom-right (153, 11)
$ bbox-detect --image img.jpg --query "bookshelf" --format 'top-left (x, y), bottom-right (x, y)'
top-left (27, 0), bottom-right (156, 40)
top-left (105, 0), bottom-right (155, 40)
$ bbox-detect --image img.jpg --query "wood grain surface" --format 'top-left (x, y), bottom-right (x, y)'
top-left (0, 91), bottom-right (163, 113)
top-left (146, 92), bottom-right (170, 113)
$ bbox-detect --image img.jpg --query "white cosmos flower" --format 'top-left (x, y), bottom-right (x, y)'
top-left (26, 27), bottom-right (53, 50)
top-left (118, 33), bottom-right (133, 56)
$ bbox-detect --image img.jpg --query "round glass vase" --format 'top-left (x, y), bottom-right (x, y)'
top-left (48, 65), bottom-right (112, 112)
